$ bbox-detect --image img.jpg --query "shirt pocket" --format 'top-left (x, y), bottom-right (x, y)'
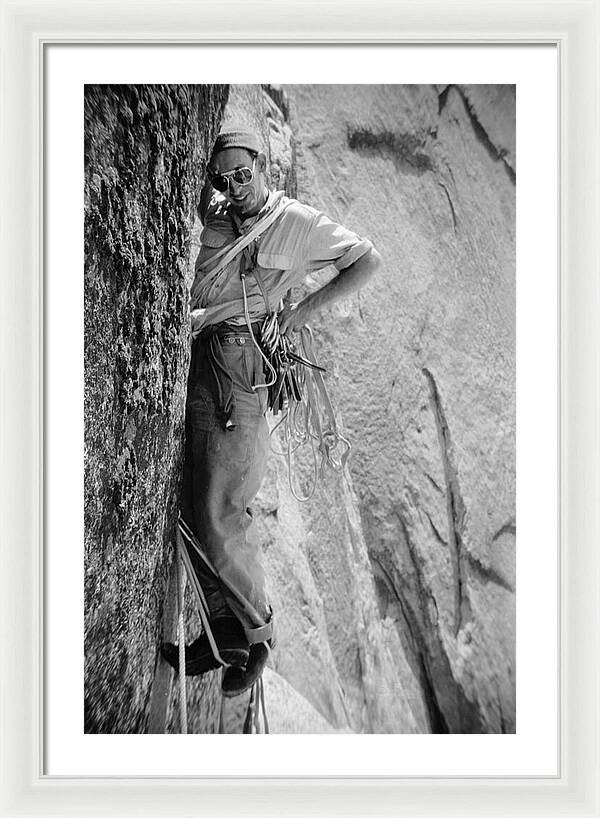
top-left (256, 251), bottom-right (294, 271)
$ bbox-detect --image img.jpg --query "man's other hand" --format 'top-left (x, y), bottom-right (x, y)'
top-left (277, 247), bottom-right (382, 335)
top-left (191, 308), bottom-right (207, 339)
top-left (277, 301), bottom-right (309, 335)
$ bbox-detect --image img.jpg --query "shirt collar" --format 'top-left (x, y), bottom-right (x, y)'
top-left (231, 188), bottom-right (281, 234)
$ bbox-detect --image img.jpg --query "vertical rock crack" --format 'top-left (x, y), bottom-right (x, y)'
top-left (422, 367), bottom-right (472, 635)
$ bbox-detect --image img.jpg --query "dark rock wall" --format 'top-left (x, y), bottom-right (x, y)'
top-left (84, 84), bottom-right (227, 733)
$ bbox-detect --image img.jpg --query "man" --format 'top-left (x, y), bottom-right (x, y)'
top-left (162, 129), bottom-right (381, 697)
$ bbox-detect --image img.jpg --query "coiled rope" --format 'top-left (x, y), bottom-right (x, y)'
top-left (264, 323), bottom-right (351, 502)
top-left (239, 241), bottom-right (351, 502)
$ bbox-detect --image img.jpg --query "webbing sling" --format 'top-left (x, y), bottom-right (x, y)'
top-left (178, 516), bottom-right (273, 643)
top-left (173, 527), bottom-right (271, 734)
top-left (171, 531), bottom-right (233, 736)
top-left (240, 250), bottom-right (278, 391)
top-left (177, 528), bottom-right (232, 668)
top-left (178, 516), bottom-right (272, 734)
top-left (191, 192), bottom-right (291, 310)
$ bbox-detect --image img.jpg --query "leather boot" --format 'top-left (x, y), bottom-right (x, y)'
top-left (161, 616), bottom-right (249, 677)
top-left (221, 641), bottom-right (270, 698)
top-left (221, 610), bottom-right (275, 698)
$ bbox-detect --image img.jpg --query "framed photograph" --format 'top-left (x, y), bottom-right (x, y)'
top-left (1, 1), bottom-right (598, 816)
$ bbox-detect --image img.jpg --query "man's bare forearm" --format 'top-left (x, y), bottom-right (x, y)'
top-left (306, 247), bottom-right (381, 314)
top-left (279, 247), bottom-right (382, 333)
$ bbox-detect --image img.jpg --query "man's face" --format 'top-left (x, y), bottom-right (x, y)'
top-left (209, 147), bottom-right (267, 218)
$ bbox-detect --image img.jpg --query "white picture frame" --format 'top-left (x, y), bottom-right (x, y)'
top-left (1, 1), bottom-right (598, 816)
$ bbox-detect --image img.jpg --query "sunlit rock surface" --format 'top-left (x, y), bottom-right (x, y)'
top-left (219, 84), bottom-right (515, 734)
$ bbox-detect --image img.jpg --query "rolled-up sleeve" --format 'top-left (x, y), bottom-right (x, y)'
top-left (304, 212), bottom-right (374, 274)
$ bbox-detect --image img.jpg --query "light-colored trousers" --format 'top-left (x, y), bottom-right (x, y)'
top-left (180, 330), bottom-right (272, 642)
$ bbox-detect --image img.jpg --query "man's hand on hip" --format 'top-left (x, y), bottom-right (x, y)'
top-left (278, 247), bottom-right (382, 335)
top-left (277, 301), bottom-right (309, 335)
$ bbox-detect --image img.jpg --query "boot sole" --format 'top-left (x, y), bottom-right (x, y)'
top-left (161, 643), bottom-right (248, 676)
top-left (185, 647), bottom-right (249, 676)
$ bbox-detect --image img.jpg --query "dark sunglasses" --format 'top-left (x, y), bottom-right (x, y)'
top-left (209, 157), bottom-right (257, 193)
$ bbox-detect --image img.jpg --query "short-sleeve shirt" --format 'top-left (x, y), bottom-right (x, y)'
top-left (191, 189), bottom-right (373, 326)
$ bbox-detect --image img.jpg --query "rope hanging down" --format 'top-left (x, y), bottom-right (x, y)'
top-left (262, 320), bottom-right (351, 502)
top-left (238, 237), bottom-right (351, 503)
top-left (175, 540), bottom-right (188, 734)
top-left (243, 676), bottom-right (270, 734)
top-left (171, 523), bottom-right (233, 735)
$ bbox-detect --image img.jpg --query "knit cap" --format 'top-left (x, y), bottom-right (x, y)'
top-left (211, 129), bottom-right (261, 158)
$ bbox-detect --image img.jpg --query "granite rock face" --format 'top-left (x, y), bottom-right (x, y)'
top-left (85, 83), bottom-right (515, 735)
top-left (217, 84), bottom-right (515, 733)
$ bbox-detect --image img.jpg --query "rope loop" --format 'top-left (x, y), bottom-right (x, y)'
top-left (262, 320), bottom-right (351, 502)
top-left (243, 677), bottom-right (270, 734)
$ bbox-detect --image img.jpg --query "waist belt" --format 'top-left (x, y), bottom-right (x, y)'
top-left (200, 321), bottom-right (260, 339)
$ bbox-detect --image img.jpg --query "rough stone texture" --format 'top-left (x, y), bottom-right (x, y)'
top-left (84, 84), bottom-right (228, 733)
top-left (217, 84), bottom-right (515, 733)
top-left (86, 83), bottom-right (515, 735)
